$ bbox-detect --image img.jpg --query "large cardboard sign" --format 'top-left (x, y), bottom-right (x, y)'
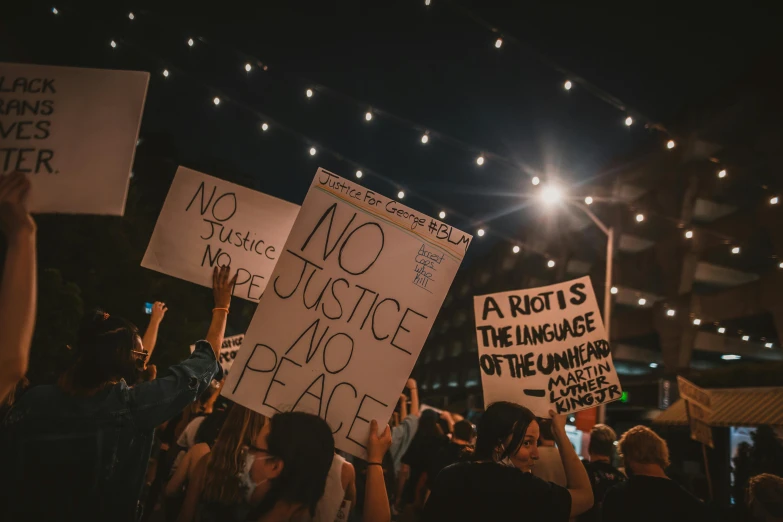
top-left (677, 376), bottom-right (712, 411)
top-left (191, 334), bottom-right (244, 374)
top-left (474, 276), bottom-right (622, 417)
top-left (142, 167), bottom-right (299, 301)
top-left (223, 168), bottom-right (471, 458)
top-left (0, 63), bottom-right (149, 215)
top-left (678, 377), bottom-right (714, 448)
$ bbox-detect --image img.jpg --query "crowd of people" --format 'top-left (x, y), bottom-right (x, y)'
top-left (1, 169), bottom-right (782, 522)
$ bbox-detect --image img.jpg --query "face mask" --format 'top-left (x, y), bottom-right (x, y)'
top-left (237, 451), bottom-right (272, 503)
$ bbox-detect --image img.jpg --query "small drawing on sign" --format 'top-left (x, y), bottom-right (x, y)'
top-left (413, 244), bottom-right (444, 293)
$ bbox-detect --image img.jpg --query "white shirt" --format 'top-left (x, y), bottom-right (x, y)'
top-left (532, 445), bottom-right (567, 487)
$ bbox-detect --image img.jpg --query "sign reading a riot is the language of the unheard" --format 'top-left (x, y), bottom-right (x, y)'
top-left (142, 167), bottom-right (299, 301)
top-left (191, 334), bottom-right (244, 374)
top-left (474, 276), bottom-right (622, 417)
top-left (0, 63), bottom-right (149, 215)
top-left (222, 168), bottom-right (471, 458)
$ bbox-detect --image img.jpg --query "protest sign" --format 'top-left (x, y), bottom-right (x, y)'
top-left (142, 167), bottom-right (299, 301)
top-left (0, 63), bottom-right (149, 214)
top-left (678, 377), bottom-right (714, 448)
top-left (222, 168), bottom-right (471, 458)
top-left (473, 276), bottom-right (622, 417)
top-left (677, 376), bottom-right (712, 412)
top-left (191, 334), bottom-right (244, 374)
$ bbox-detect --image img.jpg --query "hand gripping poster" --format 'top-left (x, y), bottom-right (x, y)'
top-left (474, 276), bottom-right (622, 417)
top-left (223, 168), bottom-right (471, 458)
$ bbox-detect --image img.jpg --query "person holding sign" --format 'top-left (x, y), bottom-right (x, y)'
top-left (0, 266), bottom-right (236, 522)
top-left (0, 171), bottom-right (36, 403)
top-left (422, 402), bottom-right (594, 522)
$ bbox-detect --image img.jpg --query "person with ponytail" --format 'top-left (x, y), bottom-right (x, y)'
top-left (1, 266), bottom-right (237, 522)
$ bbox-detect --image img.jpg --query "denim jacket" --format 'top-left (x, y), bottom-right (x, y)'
top-left (0, 340), bottom-right (222, 522)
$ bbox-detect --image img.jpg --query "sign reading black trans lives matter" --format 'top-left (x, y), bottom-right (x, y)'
top-left (474, 276), bottom-right (622, 416)
top-left (223, 168), bottom-right (470, 458)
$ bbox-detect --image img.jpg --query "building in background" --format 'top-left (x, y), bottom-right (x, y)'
top-left (413, 61), bottom-right (783, 430)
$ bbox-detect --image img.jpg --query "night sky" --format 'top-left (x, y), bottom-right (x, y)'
top-left (3, 0), bottom-right (780, 263)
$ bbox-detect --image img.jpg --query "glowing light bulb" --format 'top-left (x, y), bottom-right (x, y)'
top-left (128, 12), bottom-right (135, 20)
top-left (261, 122), bottom-right (269, 131)
top-left (667, 309), bottom-right (676, 317)
top-left (731, 246), bottom-right (740, 254)
top-left (52, 7), bottom-right (58, 14)
top-left (722, 354), bottom-right (741, 361)
top-left (649, 363), bottom-right (658, 368)
top-left (245, 63), bottom-right (252, 72)
top-left (532, 176), bottom-right (540, 186)
top-left (766, 343), bottom-right (773, 348)
top-left (638, 298), bottom-right (647, 306)
top-left (625, 116), bottom-right (633, 126)
top-left (438, 211), bottom-right (446, 219)
top-left (718, 169), bottom-right (727, 178)
top-left (585, 196), bottom-right (593, 205)
top-left (477, 228), bottom-right (485, 237)
top-left (397, 191), bottom-right (405, 199)
top-left (495, 38), bottom-right (503, 49)
top-left (636, 213), bottom-right (644, 222)
top-left (365, 111), bottom-right (373, 121)
top-left (212, 97), bottom-right (220, 106)
top-left (162, 69), bottom-right (169, 78)
top-left (779, 262), bottom-right (783, 269)
top-left (771, 196), bottom-right (779, 205)
top-left (110, 40), bottom-right (117, 48)
top-left (540, 185), bottom-right (562, 205)
top-left (187, 38), bottom-right (194, 47)
top-left (718, 327), bottom-right (726, 334)
top-left (476, 155), bottom-right (485, 166)
top-left (309, 147), bottom-right (316, 156)
top-left (742, 335), bottom-right (750, 341)
top-left (425, 0), bottom-right (431, 5)
top-left (667, 140), bottom-right (676, 149)
top-left (547, 260), bottom-right (556, 268)
top-left (610, 287), bottom-right (618, 295)
top-left (306, 88), bottom-right (313, 98)
top-left (564, 80), bottom-right (572, 90)
top-left (355, 170), bottom-right (363, 179)
top-left (512, 246), bottom-right (520, 254)
top-left (421, 133), bottom-right (429, 144)
top-left (693, 318), bottom-right (701, 326)
top-left (685, 230), bottom-right (693, 239)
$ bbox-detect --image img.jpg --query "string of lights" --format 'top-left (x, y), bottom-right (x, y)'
top-left (44, 5), bottom-right (782, 349)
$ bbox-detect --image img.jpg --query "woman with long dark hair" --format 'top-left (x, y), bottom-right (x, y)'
top-left (1, 266), bottom-right (236, 522)
top-left (422, 402), bottom-right (594, 522)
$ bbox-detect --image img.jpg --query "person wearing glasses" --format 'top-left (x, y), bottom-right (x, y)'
top-left (0, 266), bottom-right (237, 522)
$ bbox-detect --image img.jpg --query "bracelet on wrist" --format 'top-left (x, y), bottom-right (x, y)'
top-left (367, 462), bottom-right (383, 467)
top-left (212, 307), bottom-right (229, 314)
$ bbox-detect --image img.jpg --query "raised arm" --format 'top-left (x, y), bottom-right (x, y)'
top-left (550, 410), bottom-right (593, 517)
top-left (406, 378), bottom-right (419, 417)
top-left (364, 420), bottom-right (392, 522)
top-left (0, 172), bottom-right (36, 402)
top-left (177, 454), bottom-right (208, 522)
top-left (141, 301), bottom-right (168, 366)
top-left (399, 393), bottom-right (408, 420)
top-left (206, 266), bottom-right (237, 359)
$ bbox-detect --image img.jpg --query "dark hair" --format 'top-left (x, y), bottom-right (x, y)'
top-left (537, 418), bottom-right (556, 442)
top-left (474, 402), bottom-right (536, 462)
top-left (453, 420), bottom-right (474, 442)
top-left (195, 403), bottom-right (233, 446)
top-left (416, 409), bottom-right (444, 439)
top-left (588, 424), bottom-right (617, 457)
top-left (58, 310), bottom-right (141, 394)
top-left (249, 412), bottom-right (335, 519)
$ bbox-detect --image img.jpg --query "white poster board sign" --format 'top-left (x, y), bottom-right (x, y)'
top-left (142, 167), bottom-right (299, 301)
top-left (473, 276), bottom-right (622, 417)
top-left (191, 334), bottom-right (244, 374)
top-left (0, 62), bottom-right (149, 215)
top-left (223, 168), bottom-right (471, 458)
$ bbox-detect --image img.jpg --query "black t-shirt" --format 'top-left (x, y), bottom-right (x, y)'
top-left (426, 442), bottom-right (471, 490)
top-left (577, 460), bottom-right (626, 522)
top-left (422, 461), bottom-right (572, 522)
top-left (602, 475), bottom-right (714, 522)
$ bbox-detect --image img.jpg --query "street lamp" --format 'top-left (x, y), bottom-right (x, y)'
top-left (537, 186), bottom-right (615, 423)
